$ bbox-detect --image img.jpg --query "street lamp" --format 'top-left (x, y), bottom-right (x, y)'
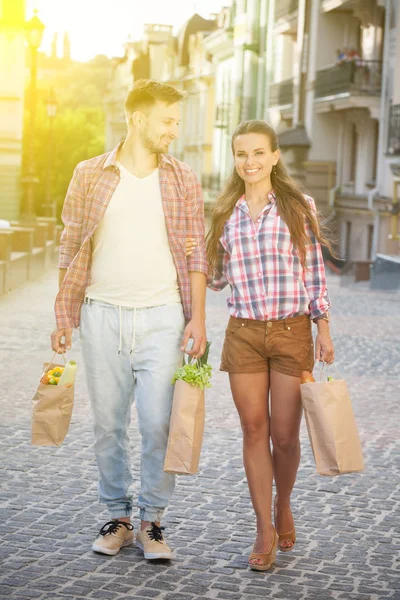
top-left (22, 10), bottom-right (45, 221)
top-left (45, 89), bottom-right (58, 218)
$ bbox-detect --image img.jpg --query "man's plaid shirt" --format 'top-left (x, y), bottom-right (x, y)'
top-left (55, 143), bottom-right (208, 330)
top-left (208, 191), bottom-right (330, 321)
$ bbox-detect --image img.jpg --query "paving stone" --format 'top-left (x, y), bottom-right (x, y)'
top-left (0, 272), bottom-right (400, 599)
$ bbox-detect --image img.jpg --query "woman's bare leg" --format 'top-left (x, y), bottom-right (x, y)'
top-left (269, 369), bottom-right (303, 548)
top-left (229, 372), bottom-right (275, 556)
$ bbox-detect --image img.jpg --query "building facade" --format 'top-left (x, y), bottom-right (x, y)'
top-left (0, 0), bottom-right (26, 220)
top-left (104, 0), bottom-right (399, 264)
top-left (266, 0), bottom-right (400, 262)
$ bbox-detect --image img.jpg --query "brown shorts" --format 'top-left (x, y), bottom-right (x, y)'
top-left (220, 314), bottom-right (314, 377)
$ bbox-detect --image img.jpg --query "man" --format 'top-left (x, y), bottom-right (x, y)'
top-left (51, 79), bottom-right (207, 560)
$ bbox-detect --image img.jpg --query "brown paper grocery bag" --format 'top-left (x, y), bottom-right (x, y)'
top-left (300, 379), bottom-right (364, 476)
top-left (31, 360), bottom-right (74, 447)
top-left (164, 380), bottom-right (205, 475)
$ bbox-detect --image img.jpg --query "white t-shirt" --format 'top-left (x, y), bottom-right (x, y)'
top-left (85, 162), bottom-right (181, 307)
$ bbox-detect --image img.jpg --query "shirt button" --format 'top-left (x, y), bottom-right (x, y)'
top-left (253, 236), bottom-right (256, 240)
top-left (258, 272), bottom-right (261, 277)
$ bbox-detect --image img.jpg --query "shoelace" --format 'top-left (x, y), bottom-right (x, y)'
top-left (99, 520), bottom-right (134, 536)
top-left (147, 522), bottom-right (165, 543)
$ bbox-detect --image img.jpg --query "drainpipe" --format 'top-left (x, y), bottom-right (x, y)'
top-left (371, 0), bottom-right (391, 258)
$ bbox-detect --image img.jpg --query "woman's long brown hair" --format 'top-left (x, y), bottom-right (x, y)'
top-left (206, 120), bottom-right (334, 273)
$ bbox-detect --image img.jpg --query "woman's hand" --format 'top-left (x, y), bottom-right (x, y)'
top-left (185, 238), bottom-right (196, 256)
top-left (315, 330), bottom-right (335, 364)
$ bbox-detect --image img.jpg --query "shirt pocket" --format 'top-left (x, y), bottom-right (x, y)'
top-left (224, 221), bottom-right (245, 257)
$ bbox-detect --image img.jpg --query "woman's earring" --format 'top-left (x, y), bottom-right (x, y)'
top-left (273, 165), bottom-right (277, 176)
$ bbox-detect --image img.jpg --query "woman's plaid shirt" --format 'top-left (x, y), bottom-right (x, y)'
top-left (208, 192), bottom-right (330, 321)
top-left (55, 144), bottom-right (208, 330)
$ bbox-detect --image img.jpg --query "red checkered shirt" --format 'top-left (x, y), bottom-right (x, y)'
top-left (208, 191), bottom-right (330, 321)
top-left (55, 143), bottom-right (208, 330)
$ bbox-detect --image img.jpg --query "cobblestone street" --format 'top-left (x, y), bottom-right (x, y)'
top-left (0, 270), bottom-right (399, 600)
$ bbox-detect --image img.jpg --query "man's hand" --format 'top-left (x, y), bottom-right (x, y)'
top-left (51, 328), bottom-right (73, 354)
top-left (180, 319), bottom-right (207, 359)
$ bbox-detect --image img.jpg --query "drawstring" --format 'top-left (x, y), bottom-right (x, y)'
top-left (130, 307), bottom-right (137, 355)
top-left (118, 305), bottom-right (122, 355)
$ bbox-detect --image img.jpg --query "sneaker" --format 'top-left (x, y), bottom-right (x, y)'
top-left (135, 522), bottom-right (173, 560)
top-left (92, 520), bottom-right (134, 555)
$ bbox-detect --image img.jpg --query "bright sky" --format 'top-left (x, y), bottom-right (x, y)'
top-left (26, 0), bottom-right (227, 62)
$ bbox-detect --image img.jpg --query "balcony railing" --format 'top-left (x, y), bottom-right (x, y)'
top-left (269, 78), bottom-right (294, 107)
top-left (387, 104), bottom-right (400, 156)
top-left (315, 60), bottom-right (382, 99)
top-left (274, 0), bottom-right (299, 20)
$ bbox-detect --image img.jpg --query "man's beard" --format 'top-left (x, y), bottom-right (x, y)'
top-left (142, 132), bottom-right (169, 154)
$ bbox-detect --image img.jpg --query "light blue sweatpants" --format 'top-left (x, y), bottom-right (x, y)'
top-left (80, 298), bottom-right (185, 522)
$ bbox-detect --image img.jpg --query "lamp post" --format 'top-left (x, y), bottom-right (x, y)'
top-left (45, 89), bottom-right (57, 218)
top-left (22, 10), bottom-right (45, 221)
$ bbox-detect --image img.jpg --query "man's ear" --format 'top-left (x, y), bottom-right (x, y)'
top-left (131, 110), bottom-right (146, 128)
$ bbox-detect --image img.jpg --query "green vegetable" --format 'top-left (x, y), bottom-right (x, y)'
top-left (327, 376), bottom-right (334, 382)
top-left (172, 363), bottom-right (212, 390)
top-left (172, 341), bottom-right (212, 390)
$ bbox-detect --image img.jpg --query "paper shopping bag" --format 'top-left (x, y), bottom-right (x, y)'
top-left (164, 380), bottom-right (205, 475)
top-left (300, 378), bottom-right (364, 476)
top-left (31, 359), bottom-right (74, 447)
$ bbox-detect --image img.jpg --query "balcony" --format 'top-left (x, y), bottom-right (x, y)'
top-left (387, 104), bottom-right (400, 156)
top-left (315, 60), bottom-right (382, 99)
top-left (269, 78), bottom-right (294, 107)
top-left (274, 0), bottom-right (299, 21)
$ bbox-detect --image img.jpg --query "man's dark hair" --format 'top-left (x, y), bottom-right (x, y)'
top-left (125, 79), bottom-right (186, 114)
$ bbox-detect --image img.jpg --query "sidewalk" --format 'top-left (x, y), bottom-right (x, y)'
top-left (0, 270), bottom-right (399, 600)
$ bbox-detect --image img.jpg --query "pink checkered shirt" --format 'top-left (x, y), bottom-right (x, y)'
top-left (55, 143), bottom-right (208, 330)
top-left (208, 191), bottom-right (330, 321)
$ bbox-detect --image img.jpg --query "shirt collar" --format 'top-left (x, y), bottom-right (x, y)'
top-left (103, 142), bottom-right (123, 170)
top-left (103, 141), bottom-right (174, 170)
top-left (236, 189), bottom-right (277, 212)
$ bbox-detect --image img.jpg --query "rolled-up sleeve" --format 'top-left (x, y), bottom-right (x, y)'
top-left (207, 241), bottom-right (229, 291)
top-left (58, 166), bottom-right (85, 269)
top-left (185, 168), bottom-right (208, 275)
top-left (303, 197), bottom-right (330, 319)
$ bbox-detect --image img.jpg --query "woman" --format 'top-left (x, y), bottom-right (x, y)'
top-left (187, 120), bottom-right (335, 571)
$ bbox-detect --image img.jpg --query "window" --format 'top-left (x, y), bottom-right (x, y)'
top-left (350, 124), bottom-right (358, 183)
top-left (345, 221), bottom-right (352, 260)
top-left (367, 224), bottom-right (374, 260)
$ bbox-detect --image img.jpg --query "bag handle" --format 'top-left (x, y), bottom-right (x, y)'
top-left (41, 352), bottom-right (66, 379)
top-left (319, 361), bottom-right (342, 381)
top-left (184, 354), bottom-right (201, 369)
